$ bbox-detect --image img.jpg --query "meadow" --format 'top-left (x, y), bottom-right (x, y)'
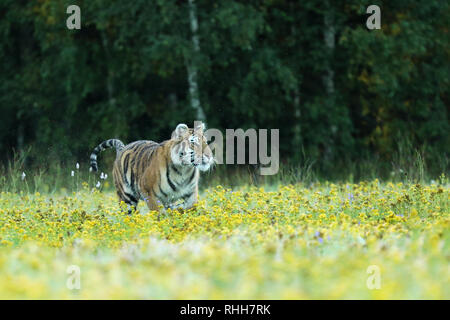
top-left (0, 172), bottom-right (448, 299)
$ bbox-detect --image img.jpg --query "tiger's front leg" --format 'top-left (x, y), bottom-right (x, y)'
top-left (166, 202), bottom-right (183, 210)
top-left (182, 189), bottom-right (198, 210)
top-left (165, 190), bottom-right (198, 213)
top-left (143, 193), bottom-right (161, 212)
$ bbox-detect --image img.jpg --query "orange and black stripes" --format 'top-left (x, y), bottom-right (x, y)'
top-left (112, 140), bottom-right (159, 210)
top-left (89, 122), bottom-right (212, 214)
top-left (90, 139), bottom-right (125, 172)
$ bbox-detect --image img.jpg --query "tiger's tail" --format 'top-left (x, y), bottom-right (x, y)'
top-left (89, 139), bottom-right (125, 172)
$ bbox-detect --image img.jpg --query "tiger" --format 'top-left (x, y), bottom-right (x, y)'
top-left (89, 122), bottom-right (214, 214)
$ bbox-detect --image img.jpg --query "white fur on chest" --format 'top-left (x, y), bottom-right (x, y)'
top-left (161, 166), bottom-right (197, 205)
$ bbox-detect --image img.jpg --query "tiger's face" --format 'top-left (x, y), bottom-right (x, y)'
top-left (170, 123), bottom-right (214, 172)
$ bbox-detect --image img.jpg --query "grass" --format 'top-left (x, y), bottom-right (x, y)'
top-left (0, 175), bottom-right (448, 299)
top-left (3, 140), bottom-right (448, 193)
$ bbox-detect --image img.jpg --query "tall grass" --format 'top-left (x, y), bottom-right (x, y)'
top-left (1, 144), bottom-right (448, 194)
top-left (0, 149), bottom-right (99, 194)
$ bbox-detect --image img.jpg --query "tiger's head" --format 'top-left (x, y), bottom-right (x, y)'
top-left (170, 123), bottom-right (214, 172)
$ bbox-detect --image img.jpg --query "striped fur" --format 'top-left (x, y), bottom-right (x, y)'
top-left (90, 139), bottom-right (125, 172)
top-left (89, 123), bottom-right (214, 214)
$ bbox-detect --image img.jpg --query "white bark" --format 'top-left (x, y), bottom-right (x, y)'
top-left (101, 32), bottom-right (119, 136)
top-left (187, 0), bottom-right (206, 122)
top-left (293, 88), bottom-right (301, 148)
top-left (322, 5), bottom-right (335, 160)
top-left (323, 9), bottom-right (335, 96)
top-left (17, 122), bottom-right (24, 152)
top-left (290, 14), bottom-right (302, 151)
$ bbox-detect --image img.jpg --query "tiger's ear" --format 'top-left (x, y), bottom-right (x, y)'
top-left (194, 121), bottom-right (205, 133)
top-left (172, 123), bottom-right (189, 139)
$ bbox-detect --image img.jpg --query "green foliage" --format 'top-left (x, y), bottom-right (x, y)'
top-left (0, 0), bottom-right (448, 178)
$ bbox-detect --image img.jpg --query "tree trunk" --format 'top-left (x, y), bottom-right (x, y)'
top-left (187, 0), bottom-right (206, 123)
top-left (17, 122), bottom-right (24, 153)
top-left (290, 12), bottom-right (302, 156)
top-left (101, 32), bottom-right (118, 136)
top-left (322, 4), bottom-right (335, 161)
top-left (292, 88), bottom-right (301, 150)
top-left (323, 8), bottom-right (335, 97)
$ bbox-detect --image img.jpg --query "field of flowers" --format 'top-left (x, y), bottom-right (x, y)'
top-left (0, 179), bottom-right (448, 299)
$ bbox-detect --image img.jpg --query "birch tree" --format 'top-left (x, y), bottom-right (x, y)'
top-left (186, 0), bottom-right (206, 123)
top-left (323, 9), bottom-right (335, 98)
top-left (290, 2), bottom-right (302, 156)
top-left (322, 2), bottom-right (335, 160)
